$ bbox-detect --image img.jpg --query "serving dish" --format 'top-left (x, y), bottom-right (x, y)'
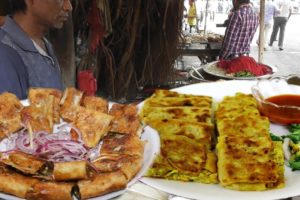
top-left (0, 99), bottom-right (160, 200)
top-left (140, 80), bottom-right (300, 200)
top-left (252, 75), bottom-right (300, 125)
top-left (190, 61), bottom-right (278, 81)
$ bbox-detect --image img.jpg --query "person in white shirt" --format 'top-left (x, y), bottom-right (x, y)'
top-left (269, 0), bottom-right (292, 50)
top-left (255, 0), bottom-right (280, 50)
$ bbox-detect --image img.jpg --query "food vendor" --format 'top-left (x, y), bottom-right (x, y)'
top-left (0, 0), bottom-right (72, 99)
top-left (219, 0), bottom-right (259, 60)
top-left (0, 0), bottom-right (10, 26)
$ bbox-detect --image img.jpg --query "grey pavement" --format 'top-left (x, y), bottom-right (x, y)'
top-left (251, 13), bottom-right (300, 77)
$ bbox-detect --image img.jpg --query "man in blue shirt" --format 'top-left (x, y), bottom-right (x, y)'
top-left (0, 0), bottom-right (72, 99)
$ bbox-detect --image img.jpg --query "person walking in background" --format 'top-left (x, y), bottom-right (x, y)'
top-left (255, 0), bottom-right (279, 50)
top-left (219, 0), bottom-right (259, 60)
top-left (187, 0), bottom-right (197, 33)
top-left (269, 0), bottom-right (292, 50)
top-left (207, 0), bottom-right (216, 21)
top-left (0, 0), bottom-right (72, 99)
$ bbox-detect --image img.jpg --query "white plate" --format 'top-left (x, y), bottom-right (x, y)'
top-left (191, 61), bottom-right (277, 80)
top-left (0, 102), bottom-right (160, 200)
top-left (140, 80), bottom-right (300, 200)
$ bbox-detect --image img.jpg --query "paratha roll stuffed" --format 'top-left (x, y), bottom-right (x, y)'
top-left (78, 171), bottom-right (127, 199)
top-left (53, 160), bottom-right (89, 181)
top-left (1, 151), bottom-right (49, 175)
top-left (93, 154), bottom-right (143, 181)
top-left (0, 164), bottom-right (39, 198)
top-left (26, 181), bottom-right (75, 200)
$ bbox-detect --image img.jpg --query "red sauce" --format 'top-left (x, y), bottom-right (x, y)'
top-left (266, 94), bottom-right (300, 107)
top-left (260, 94), bottom-right (300, 125)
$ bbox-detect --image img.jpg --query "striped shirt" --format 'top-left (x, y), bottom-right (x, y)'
top-left (219, 4), bottom-right (259, 60)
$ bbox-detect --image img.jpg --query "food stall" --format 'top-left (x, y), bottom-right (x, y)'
top-left (179, 32), bottom-right (223, 64)
top-left (1, 0), bottom-right (300, 200)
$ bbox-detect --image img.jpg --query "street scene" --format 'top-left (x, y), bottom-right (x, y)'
top-left (182, 2), bottom-right (300, 77)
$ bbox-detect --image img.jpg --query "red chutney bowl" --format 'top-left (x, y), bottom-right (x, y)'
top-left (252, 76), bottom-right (300, 125)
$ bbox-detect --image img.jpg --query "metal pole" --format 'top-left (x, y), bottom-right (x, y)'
top-left (204, 0), bottom-right (209, 36)
top-left (258, 0), bottom-right (266, 63)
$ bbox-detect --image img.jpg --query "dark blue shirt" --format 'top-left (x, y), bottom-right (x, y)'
top-left (0, 17), bottom-right (63, 99)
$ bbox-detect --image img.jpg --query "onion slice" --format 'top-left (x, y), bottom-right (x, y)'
top-left (8, 125), bottom-right (89, 162)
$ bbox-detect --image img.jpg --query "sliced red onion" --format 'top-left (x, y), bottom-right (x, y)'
top-left (86, 141), bottom-right (103, 161)
top-left (15, 132), bottom-right (37, 154)
top-left (5, 124), bottom-right (90, 162)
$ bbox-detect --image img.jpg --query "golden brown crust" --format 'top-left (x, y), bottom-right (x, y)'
top-left (0, 151), bottom-right (46, 175)
top-left (0, 92), bottom-right (23, 139)
top-left (216, 93), bottom-right (285, 190)
top-left (161, 135), bottom-right (206, 174)
top-left (59, 87), bottom-right (83, 122)
top-left (26, 181), bottom-right (75, 200)
top-left (109, 103), bottom-right (141, 135)
top-left (93, 131), bottom-right (145, 182)
top-left (215, 93), bottom-right (259, 121)
top-left (28, 88), bottom-right (62, 123)
top-left (118, 155), bottom-right (143, 181)
top-left (74, 107), bottom-right (113, 148)
top-left (78, 171), bottom-right (127, 199)
top-left (93, 154), bottom-right (143, 181)
top-left (217, 115), bottom-right (270, 138)
top-left (82, 96), bottom-right (109, 113)
top-left (151, 89), bottom-right (211, 99)
top-left (144, 96), bottom-right (212, 107)
top-left (141, 89), bottom-right (216, 183)
top-left (147, 119), bottom-right (213, 145)
top-left (101, 133), bottom-right (145, 157)
top-left (21, 104), bottom-right (53, 132)
top-left (0, 166), bottom-right (39, 198)
top-left (140, 106), bottom-right (212, 124)
top-left (53, 160), bottom-right (88, 181)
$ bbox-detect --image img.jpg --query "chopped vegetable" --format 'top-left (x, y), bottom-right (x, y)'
top-left (283, 124), bottom-right (300, 171)
top-left (284, 133), bottom-right (300, 143)
top-left (289, 153), bottom-right (300, 171)
top-left (288, 124), bottom-right (300, 134)
top-left (234, 71), bottom-right (254, 77)
top-left (270, 132), bottom-right (283, 142)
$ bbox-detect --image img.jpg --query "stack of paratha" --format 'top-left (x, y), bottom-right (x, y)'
top-left (215, 93), bottom-right (285, 191)
top-left (140, 90), bottom-right (218, 184)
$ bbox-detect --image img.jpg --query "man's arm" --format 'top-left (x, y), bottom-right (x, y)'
top-left (219, 12), bottom-right (241, 59)
top-left (288, 6), bottom-right (292, 20)
top-left (0, 44), bottom-right (29, 99)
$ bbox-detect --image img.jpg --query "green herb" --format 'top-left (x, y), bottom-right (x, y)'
top-left (285, 133), bottom-right (300, 143)
top-left (289, 160), bottom-right (300, 171)
top-left (288, 124), bottom-right (300, 134)
top-left (270, 133), bottom-right (283, 142)
top-left (234, 71), bottom-right (254, 77)
top-left (286, 124), bottom-right (300, 171)
top-left (283, 124), bottom-right (300, 143)
top-left (289, 154), bottom-right (300, 170)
